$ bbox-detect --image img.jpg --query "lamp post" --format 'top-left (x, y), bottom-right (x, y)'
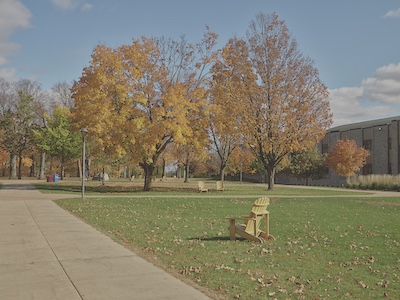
top-left (81, 128), bottom-right (88, 200)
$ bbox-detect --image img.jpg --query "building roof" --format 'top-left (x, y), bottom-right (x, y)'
top-left (328, 115), bottom-right (400, 133)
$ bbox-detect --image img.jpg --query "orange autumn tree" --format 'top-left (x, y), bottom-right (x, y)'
top-left (72, 35), bottom-right (213, 191)
top-left (210, 38), bottom-right (256, 182)
top-left (242, 12), bottom-right (332, 190)
top-left (326, 139), bottom-right (369, 177)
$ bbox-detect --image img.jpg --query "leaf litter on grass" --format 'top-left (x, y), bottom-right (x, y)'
top-left (56, 195), bottom-right (400, 299)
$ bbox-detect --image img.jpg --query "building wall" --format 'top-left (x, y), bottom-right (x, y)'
top-left (373, 125), bottom-right (389, 174)
top-left (276, 117), bottom-right (400, 187)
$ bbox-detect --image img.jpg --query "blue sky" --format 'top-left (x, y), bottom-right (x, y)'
top-left (1, 0), bottom-right (400, 127)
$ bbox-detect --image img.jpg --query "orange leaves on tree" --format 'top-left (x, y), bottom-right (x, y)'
top-left (326, 139), bottom-right (369, 177)
top-left (210, 13), bottom-right (332, 190)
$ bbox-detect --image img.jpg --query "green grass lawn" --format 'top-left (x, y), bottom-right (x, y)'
top-left (54, 185), bottom-right (400, 299)
top-left (33, 178), bottom-right (370, 196)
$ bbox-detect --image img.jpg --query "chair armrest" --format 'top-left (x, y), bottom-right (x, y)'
top-left (253, 212), bottom-right (269, 216)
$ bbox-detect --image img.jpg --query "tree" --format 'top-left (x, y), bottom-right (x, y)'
top-left (34, 104), bottom-right (81, 179)
top-left (210, 38), bottom-right (255, 182)
top-left (52, 81), bottom-right (74, 109)
top-left (0, 92), bottom-right (38, 179)
top-left (159, 31), bottom-right (216, 183)
top-left (0, 78), bottom-right (13, 176)
top-left (14, 79), bottom-right (49, 179)
top-left (242, 12), bottom-right (332, 190)
top-left (290, 147), bottom-right (327, 185)
top-left (326, 139), bottom-right (369, 177)
top-left (72, 33), bottom-right (215, 191)
top-left (225, 146), bottom-right (255, 179)
top-left (173, 128), bottom-right (211, 183)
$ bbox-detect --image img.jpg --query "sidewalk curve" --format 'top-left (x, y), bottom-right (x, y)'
top-left (0, 180), bottom-right (210, 300)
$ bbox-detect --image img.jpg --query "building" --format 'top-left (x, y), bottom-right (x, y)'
top-left (277, 115), bottom-right (400, 187)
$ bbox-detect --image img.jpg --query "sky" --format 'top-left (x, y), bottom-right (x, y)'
top-left (1, 0), bottom-right (400, 127)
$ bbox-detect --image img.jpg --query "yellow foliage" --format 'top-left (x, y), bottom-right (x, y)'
top-left (72, 32), bottom-right (215, 190)
top-left (21, 157), bottom-right (33, 167)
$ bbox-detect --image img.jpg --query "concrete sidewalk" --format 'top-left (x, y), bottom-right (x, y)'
top-left (0, 180), bottom-right (209, 300)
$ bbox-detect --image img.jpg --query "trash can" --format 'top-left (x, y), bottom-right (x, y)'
top-left (46, 175), bottom-right (54, 182)
top-left (54, 174), bottom-right (59, 182)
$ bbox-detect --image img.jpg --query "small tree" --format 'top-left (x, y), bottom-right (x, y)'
top-left (290, 147), bottom-right (327, 185)
top-left (34, 105), bottom-right (81, 179)
top-left (326, 139), bottom-right (369, 177)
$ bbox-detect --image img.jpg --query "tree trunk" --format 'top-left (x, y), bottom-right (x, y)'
top-left (141, 162), bottom-right (155, 191)
top-left (123, 165), bottom-right (127, 178)
top-left (101, 166), bottom-right (105, 186)
top-left (184, 159), bottom-right (190, 183)
top-left (29, 155), bottom-right (35, 177)
top-left (18, 154), bottom-right (22, 179)
top-left (77, 159), bottom-right (82, 178)
top-left (220, 166), bottom-right (226, 182)
top-left (178, 165), bottom-right (182, 178)
top-left (61, 156), bottom-right (65, 180)
top-left (267, 166), bottom-right (275, 190)
top-left (161, 159), bottom-right (166, 178)
top-left (219, 162), bottom-right (226, 183)
top-left (39, 152), bottom-right (46, 180)
top-left (10, 154), bottom-right (17, 179)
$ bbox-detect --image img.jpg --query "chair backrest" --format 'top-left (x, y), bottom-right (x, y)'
top-left (245, 197), bottom-right (270, 235)
top-left (198, 181), bottom-right (207, 191)
top-left (216, 180), bottom-right (224, 191)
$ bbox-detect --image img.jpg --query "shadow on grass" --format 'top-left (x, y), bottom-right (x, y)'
top-left (188, 236), bottom-right (239, 242)
top-left (33, 183), bottom-right (198, 194)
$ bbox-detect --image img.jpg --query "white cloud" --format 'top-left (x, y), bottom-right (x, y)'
top-left (375, 63), bottom-right (400, 80)
top-left (329, 62), bottom-right (400, 127)
top-left (384, 8), bottom-right (400, 18)
top-left (51, 0), bottom-right (93, 11)
top-left (362, 63), bottom-right (400, 104)
top-left (0, 0), bottom-right (31, 66)
top-left (329, 86), bottom-right (395, 127)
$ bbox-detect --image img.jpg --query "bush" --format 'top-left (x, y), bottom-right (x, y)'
top-left (347, 174), bottom-right (400, 191)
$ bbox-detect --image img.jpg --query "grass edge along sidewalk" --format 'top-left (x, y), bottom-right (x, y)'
top-left (53, 185), bottom-right (400, 300)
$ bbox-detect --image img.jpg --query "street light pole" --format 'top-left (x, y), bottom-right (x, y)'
top-left (81, 128), bottom-right (88, 200)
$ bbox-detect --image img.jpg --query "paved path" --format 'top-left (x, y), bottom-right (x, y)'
top-left (0, 180), bottom-right (209, 300)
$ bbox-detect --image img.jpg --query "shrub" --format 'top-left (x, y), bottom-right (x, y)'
top-left (347, 174), bottom-right (400, 191)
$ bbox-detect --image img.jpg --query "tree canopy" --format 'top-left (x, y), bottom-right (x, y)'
top-left (290, 147), bottom-right (327, 185)
top-left (72, 33), bottom-right (216, 190)
top-left (210, 12), bottom-right (332, 190)
top-left (326, 139), bottom-right (369, 177)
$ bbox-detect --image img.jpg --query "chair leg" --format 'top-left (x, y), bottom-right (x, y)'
top-left (229, 218), bottom-right (236, 241)
top-left (265, 214), bottom-right (270, 237)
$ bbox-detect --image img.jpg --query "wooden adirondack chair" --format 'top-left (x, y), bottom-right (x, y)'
top-left (198, 181), bottom-right (208, 192)
top-left (216, 180), bottom-right (224, 191)
top-left (228, 197), bottom-right (275, 242)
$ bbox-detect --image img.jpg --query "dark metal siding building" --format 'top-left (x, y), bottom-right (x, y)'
top-left (277, 116), bottom-right (400, 187)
